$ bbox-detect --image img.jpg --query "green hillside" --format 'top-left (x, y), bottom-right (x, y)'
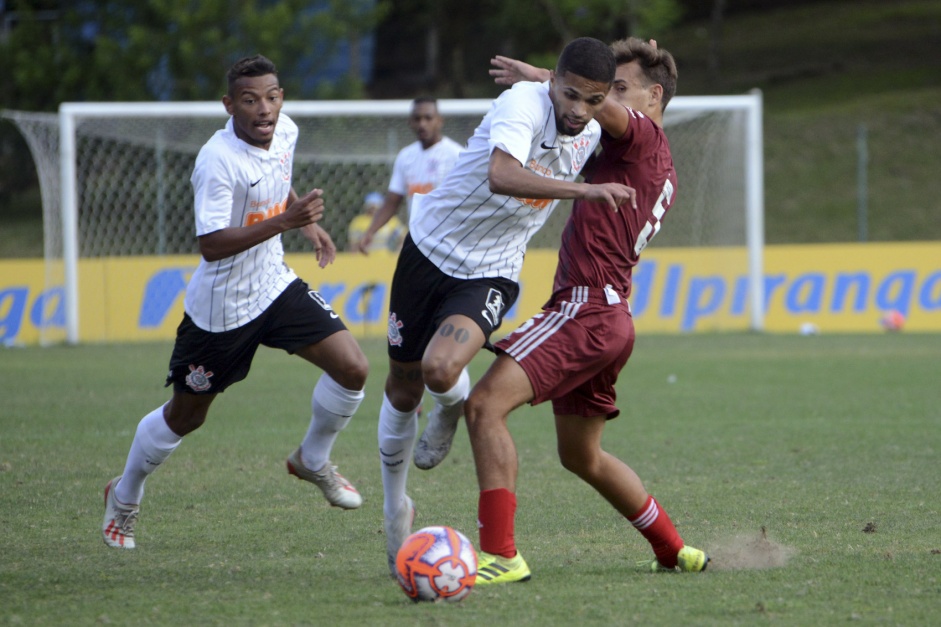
top-left (663, 0), bottom-right (941, 243)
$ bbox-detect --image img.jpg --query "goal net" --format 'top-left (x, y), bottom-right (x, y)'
top-left (3, 94), bottom-right (762, 344)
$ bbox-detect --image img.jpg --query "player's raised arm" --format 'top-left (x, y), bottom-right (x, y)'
top-left (489, 55), bottom-right (550, 85)
top-left (595, 99), bottom-right (632, 139)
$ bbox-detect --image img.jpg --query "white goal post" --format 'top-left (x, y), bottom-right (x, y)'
top-left (6, 92), bottom-right (763, 344)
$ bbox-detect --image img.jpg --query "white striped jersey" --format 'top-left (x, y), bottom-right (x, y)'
top-left (408, 81), bottom-right (601, 282)
top-left (184, 114), bottom-right (299, 332)
top-left (388, 137), bottom-right (464, 216)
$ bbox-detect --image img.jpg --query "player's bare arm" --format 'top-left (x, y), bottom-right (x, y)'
top-left (356, 192), bottom-right (404, 255)
top-left (488, 148), bottom-right (636, 211)
top-left (489, 55), bottom-right (550, 85)
top-left (595, 99), bottom-right (632, 138)
top-left (198, 188), bottom-right (324, 262)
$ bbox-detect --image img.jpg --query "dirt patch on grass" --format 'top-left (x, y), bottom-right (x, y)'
top-left (706, 526), bottom-right (794, 571)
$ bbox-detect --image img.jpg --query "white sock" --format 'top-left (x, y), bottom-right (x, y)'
top-left (378, 393), bottom-right (419, 519)
top-left (300, 374), bottom-right (365, 472)
top-left (115, 404), bottom-right (182, 505)
top-left (426, 367), bottom-right (470, 417)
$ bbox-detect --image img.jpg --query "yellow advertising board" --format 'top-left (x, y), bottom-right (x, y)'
top-left (2, 242), bottom-right (940, 346)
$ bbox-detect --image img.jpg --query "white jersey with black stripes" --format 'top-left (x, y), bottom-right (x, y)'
top-left (184, 114), bottom-right (299, 332)
top-left (408, 81), bottom-right (601, 282)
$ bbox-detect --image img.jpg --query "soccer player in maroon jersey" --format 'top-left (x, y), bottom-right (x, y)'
top-left (468, 38), bottom-right (709, 584)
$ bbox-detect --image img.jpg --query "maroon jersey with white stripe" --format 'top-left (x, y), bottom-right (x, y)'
top-left (553, 107), bottom-right (677, 298)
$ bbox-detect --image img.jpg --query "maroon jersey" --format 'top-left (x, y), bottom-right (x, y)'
top-left (553, 106), bottom-right (677, 299)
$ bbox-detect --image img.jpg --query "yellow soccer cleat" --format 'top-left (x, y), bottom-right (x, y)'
top-left (641, 545), bottom-right (710, 573)
top-left (475, 550), bottom-right (532, 585)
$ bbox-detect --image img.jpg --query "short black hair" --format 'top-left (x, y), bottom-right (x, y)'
top-left (227, 55), bottom-right (278, 94)
top-left (556, 37), bottom-right (616, 84)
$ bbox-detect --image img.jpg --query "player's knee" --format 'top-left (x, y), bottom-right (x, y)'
top-left (384, 373), bottom-right (424, 412)
top-left (464, 390), bottom-right (492, 434)
top-left (557, 446), bottom-right (598, 479)
top-left (338, 353), bottom-right (369, 391)
top-left (324, 344), bottom-right (369, 391)
top-left (164, 403), bottom-right (208, 436)
top-left (421, 358), bottom-right (462, 394)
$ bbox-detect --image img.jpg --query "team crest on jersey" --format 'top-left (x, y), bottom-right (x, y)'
top-left (308, 290), bottom-right (339, 319)
top-left (572, 136), bottom-right (592, 172)
top-left (388, 312), bottom-right (405, 346)
top-left (481, 289), bottom-right (506, 328)
top-left (185, 365), bottom-right (214, 392)
top-left (279, 151), bottom-right (292, 181)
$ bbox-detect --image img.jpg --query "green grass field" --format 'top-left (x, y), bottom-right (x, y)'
top-left (2, 333), bottom-right (939, 625)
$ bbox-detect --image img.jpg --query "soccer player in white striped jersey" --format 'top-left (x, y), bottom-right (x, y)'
top-left (355, 98), bottom-right (463, 254)
top-left (378, 37), bottom-right (638, 576)
top-left (102, 55), bottom-right (369, 550)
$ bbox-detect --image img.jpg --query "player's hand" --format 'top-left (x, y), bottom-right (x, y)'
top-left (583, 183), bottom-right (638, 212)
top-left (303, 223), bottom-right (337, 268)
top-left (355, 232), bottom-right (374, 255)
top-left (283, 188), bottom-right (325, 229)
top-left (489, 55), bottom-right (544, 86)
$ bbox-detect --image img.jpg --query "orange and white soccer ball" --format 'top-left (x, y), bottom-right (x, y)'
top-left (394, 526), bottom-right (477, 603)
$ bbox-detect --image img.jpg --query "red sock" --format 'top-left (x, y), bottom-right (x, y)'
top-left (628, 495), bottom-right (684, 568)
top-left (478, 488), bottom-right (517, 558)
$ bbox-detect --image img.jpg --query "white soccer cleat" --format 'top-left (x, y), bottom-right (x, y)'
top-left (102, 476), bottom-right (139, 549)
top-left (413, 402), bottom-right (463, 470)
top-left (385, 495), bottom-right (415, 577)
top-left (286, 448), bottom-right (363, 510)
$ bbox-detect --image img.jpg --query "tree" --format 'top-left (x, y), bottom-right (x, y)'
top-left (0, 0), bottom-right (389, 111)
top-left (708, 0), bottom-right (727, 83)
top-left (489, 0), bottom-right (683, 77)
top-left (370, 0), bottom-right (683, 98)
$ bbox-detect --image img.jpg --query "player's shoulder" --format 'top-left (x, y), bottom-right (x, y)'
top-left (277, 113), bottom-right (297, 131)
top-left (606, 107), bottom-right (666, 146)
top-left (275, 113), bottom-right (298, 142)
top-left (505, 80), bottom-right (549, 105)
top-left (628, 107), bottom-right (665, 138)
top-left (196, 127), bottom-right (238, 169)
top-left (395, 140), bottom-right (424, 161)
top-left (437, 136), bottom-right (464, 154)
top-left (492, 80), bottom-right (550, 123)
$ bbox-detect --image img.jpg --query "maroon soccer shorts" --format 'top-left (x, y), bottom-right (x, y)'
top-left (495, 288), bottom-right (635, 419)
